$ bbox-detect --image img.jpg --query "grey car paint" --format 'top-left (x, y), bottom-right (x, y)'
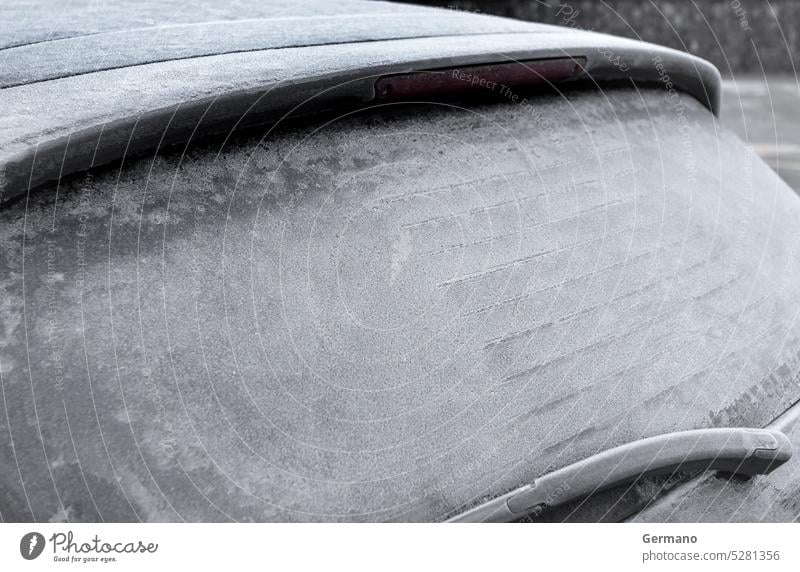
top-left (1, 0), bottom-right (800, 523)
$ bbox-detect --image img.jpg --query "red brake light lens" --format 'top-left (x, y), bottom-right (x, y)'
top-left (374, 57), bottom-right (586, 101)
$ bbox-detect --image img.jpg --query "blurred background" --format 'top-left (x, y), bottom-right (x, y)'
top-left (395, 0), bottom-right (800, 192)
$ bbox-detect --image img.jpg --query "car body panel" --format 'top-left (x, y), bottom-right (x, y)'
top-left (0, 0), bottom-right (446, 48)
top-left (0, 12), bottom-right (544, 88)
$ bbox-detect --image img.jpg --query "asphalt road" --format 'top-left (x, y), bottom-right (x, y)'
top-left (721, 76), bottom-right (800, 193)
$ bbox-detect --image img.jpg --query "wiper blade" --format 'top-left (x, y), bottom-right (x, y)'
top-left (447, 427), bottom-right (792, 523)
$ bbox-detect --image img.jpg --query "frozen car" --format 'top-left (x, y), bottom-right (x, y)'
top-left (1, 0), bottom-right (799, 522)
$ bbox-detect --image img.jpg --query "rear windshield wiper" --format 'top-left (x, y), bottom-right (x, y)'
top-left (447, 428), bottom-right (792, 523)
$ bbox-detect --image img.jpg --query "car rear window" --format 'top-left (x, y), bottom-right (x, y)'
top-left (2, 86), bottom-right (800, 522)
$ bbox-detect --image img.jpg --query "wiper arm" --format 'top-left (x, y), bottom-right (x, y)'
top-left (447, 427), bottom-right (792, 523)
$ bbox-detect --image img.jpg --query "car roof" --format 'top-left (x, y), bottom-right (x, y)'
top-left (0, 0), bottom-right (549, 51)
top-left (0, 0), bottom-right (553, 87)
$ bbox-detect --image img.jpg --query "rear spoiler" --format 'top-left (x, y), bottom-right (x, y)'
top-left (0, 30), bottom-right (720, 205)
